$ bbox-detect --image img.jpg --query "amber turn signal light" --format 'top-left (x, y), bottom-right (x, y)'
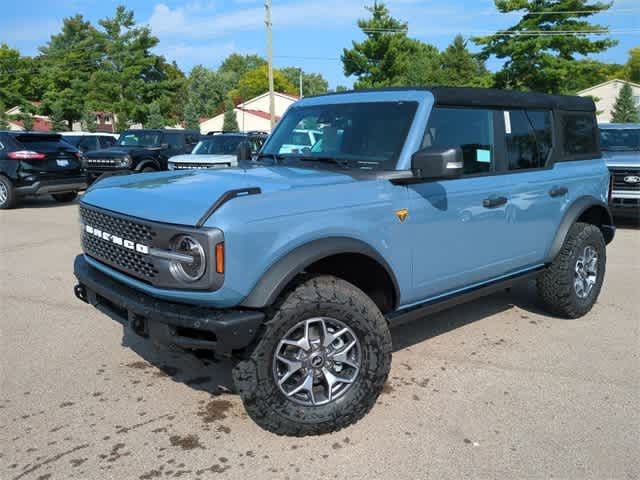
top-left (215, 242), bottom-right (225, 274)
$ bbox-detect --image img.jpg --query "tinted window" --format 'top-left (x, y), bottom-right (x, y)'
top-left (12, 135), bottom-right (75, 152)
top-left (562, 113), bottom-right (598, 156)
top-left (118, 132), bottom-right (161, 147)
top-left (79, 137), bottom-right (100, 151)
top-left (164, 133), bottom-right (184, 150)
top-left (504, 110), bottom-right (551, 170)
top-left (423, 107), bottom-right (494, 175)
top-left (100, 136), bottom-right (117, 148)
top-left (600, 128), bottom-right (640, 152)
top-left (193, 136), bottom-right (243, 155)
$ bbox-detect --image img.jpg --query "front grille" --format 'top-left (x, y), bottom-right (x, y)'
top-left (86, 158), bottom-right (123, 169)
top-left (610, 168), bottom-right (640, 191)
top-left (80, 206), bottom-right (158, 282)
top-left (172, 163), bottom-right (230, 170)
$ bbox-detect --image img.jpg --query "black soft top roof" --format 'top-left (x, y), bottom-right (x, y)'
top-left (318, 87), bottom-right (595, 112)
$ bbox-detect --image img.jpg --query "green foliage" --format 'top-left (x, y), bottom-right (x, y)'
top-left (611, 83), bottom-right (640, 123)
top-left (114, 111), bottom-right (129, 133)
top-left (50, 103), bottom-right (68, 131)
top-left (280, 67), bottom-right (329, 96)
top-left (183, 101), bottom-right (200, 130)
top-left (439, 35), bottom-right (493, 87)
top-left (145, 103), bottom-right (166, 129)
top-left (222, 102), bottom-right (239, 132)
top-left (625, 47), bottom-right (640, 83)
top-left (20, 113), bottom-right (34, 131)
top-left (0, 44), bottom-right (41, 107)
top-left (0, 102), bottom-right (8, 129)
top-left (186, 65), bottom-right (226, 118)
top-left (474, 0), bottom-right (617, 93)
top-left (219, 54), bottom-right (267, 84)
top-left (81, 110), bottom-right (97, 132)
top-left (334, 85), bottom-right (349, 92)
top-left (228, 65), bottom-right (297, 104)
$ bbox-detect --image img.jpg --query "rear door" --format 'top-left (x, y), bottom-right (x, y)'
top-left (12, 134), bottom-right (83, 179)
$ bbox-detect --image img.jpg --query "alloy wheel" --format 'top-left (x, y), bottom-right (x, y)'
top-left (574, 245), bottom-right (598, 299)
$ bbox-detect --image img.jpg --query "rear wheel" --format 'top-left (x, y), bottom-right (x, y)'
top-left (51, 192), bottom-right (78, 203)
top-left (537, 222), bottom-right (606, 318)
top-left (232, 275), bottom-right (392, 436)
top-left (0, 176), bottom-right (16, 209)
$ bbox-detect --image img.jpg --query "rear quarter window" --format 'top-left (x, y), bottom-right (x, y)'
top-left (561, 113), bottom-right (598, 157)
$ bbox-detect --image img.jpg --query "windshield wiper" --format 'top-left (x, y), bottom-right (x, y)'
top-left (294, 155), bottom-right (352, 168)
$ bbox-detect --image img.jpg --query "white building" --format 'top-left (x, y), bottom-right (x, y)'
top-left (199, 91), bottom-right (299, 134)
top-left (577, 79), bottom-right (640, 123)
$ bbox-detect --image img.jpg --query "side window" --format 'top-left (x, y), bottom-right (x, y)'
top-left (562, 113), bottom-right (598, 156)
top-left (80, 137), bottom-right (99, 152)
top-left (164, 133), bottom-right (183, 150)
top-left (100, 136), bottom-right (116, 149)
top-left (423, 107), bottom-right (494, 175)
top-left (504, 110), bottom-right (550, 170)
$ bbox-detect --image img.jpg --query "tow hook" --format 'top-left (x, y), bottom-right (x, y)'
top-left (74, 284), bottom-right (88, 303)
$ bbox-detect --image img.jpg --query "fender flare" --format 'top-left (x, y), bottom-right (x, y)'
top-left (240, 237), bottom-right (401, 309)
top-left (135, 158), bottom-right (161, 172)
top-left (544, 196), bottom-right (614, 263)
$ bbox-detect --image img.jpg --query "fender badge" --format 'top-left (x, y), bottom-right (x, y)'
top-left (395, 208), bottom-right (409, 223)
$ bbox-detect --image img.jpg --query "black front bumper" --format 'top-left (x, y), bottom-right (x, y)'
top-left (15, 176), bottom-right (88, 195)
top-left (73, 255), bottom-right (264, 354)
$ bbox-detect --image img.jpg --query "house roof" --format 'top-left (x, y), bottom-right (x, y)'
top-left (577, 78), bottom-right (640, 95)
top-left (237, 91), bottom-right (299, 107)
top-left (238, 108), bottom-right (281, 122)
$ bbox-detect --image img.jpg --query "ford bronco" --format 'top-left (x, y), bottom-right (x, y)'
top-left (73, 88), bottom-right (615, 436)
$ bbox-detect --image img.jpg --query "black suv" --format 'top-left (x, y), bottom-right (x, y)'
top-left (0, 132), bottom-right (87, 209)
top-left (83, 129), bottom-right (200, 182)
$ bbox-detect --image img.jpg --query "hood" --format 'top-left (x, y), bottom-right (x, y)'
top-left (81, 164), bottom-right (356, 226)
top-left (169, 154), bottom-right (237, 165)
top-left (85, 146), bottom-right (161, 158)
top-left (603, 150), bottom-right (640, 168)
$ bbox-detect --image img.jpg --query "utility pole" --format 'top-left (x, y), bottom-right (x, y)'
top-left (265, 0), bottom-right (275, 131)
top-left (298, 66), bottom-right (303, 98)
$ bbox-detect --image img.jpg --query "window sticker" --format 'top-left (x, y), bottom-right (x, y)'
top-left (476, 149), bottom-right (491, 163)
top-left (504, 111), bottom-right (512, 134)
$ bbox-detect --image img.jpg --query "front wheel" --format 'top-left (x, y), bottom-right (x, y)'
top-left (537, 222), bottom-right (606, 318)
top-left (232, 275), bottom-right (392, 436)
top-left (51, 192), bottom-right (78, 203)
top-left (0, 176), bottom-right (16, 209)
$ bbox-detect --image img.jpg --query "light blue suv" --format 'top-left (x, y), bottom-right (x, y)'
top-left (74, 87), bottom-right (615, 436)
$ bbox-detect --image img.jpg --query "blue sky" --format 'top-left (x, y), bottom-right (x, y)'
top-left (1, 0), bottom-right (638, 88)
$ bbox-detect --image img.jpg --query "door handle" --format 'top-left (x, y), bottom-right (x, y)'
top-left (482, 196), bottom-right (508, 208)
top-left (549, 186), bottom-right (568, 197)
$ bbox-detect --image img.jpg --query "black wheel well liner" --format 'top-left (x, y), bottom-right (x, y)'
top-left (545, 196), bottom-right (614, 263)
top-left (240, 237), bottom-right (400, 312)
top-left (135, 158), bottom-right (160, 171)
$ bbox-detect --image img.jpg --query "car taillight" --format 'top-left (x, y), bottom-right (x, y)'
top-left (8, 150), bottom-right (46, 160)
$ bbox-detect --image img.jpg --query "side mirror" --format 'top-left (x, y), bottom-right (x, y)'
top-left (411, 147), bottom-right (463, 179)
top-left (237, 141), bottom-right (252, 161)
top-left (160, 143), bottom-right (169, 150)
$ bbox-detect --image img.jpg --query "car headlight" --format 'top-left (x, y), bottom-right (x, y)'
top-left (168, 235), bottom-right (207, 282)
top-left (117, 155), bottom-right (132, 168)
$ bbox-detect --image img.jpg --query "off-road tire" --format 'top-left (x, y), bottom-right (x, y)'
top-left (0, 175), bottom-right (16, 209)
top-left (537, 222), bottom-right (606, 318)
top-left (51, 192), bottom-right (78, 203)
top-left (232, 275), bottom-right (392, 436)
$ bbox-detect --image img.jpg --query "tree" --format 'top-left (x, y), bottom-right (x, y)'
top-left (19, 113), bottom-right (34, 131)
top-left (611, 83), bottom-right (640, 123)
top-left (228, 65), bottom-right (297, 104)
top-left (439, 35), bottom-right (492, 87)
top-left (114, 111), bottom-right (129, 133)
top-left (0, 44), bottom-right (37, 107)
top-left (222, 101), bottom-right (239, 132)
top-left (625, 47), bottom-right (640, 83)
top-left (280, 68), bottom-right (329, 96)
top-left (474, 0), bottom-right (617, 94)
top-left (146, 102), bottom-right (166, 129)
top-left (186, 65), bottom-right (226, 118)
top-left (219, 54), bottom-right (267, 84)
top-left (38, 15), bottom-right (104, 127)
top-left (0, 102), bottom-right (8, 129)
top-left (50, 103), bottom-right (68, 131)
top-left (81, 110), bottom-right (97, 132)
top-left (183, 101), bottom-right (200, 130)
top-left (342, 2), bottom-right (436, 88)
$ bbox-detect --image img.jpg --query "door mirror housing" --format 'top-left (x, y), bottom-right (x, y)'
top-left (160, 143), bottom-right (169, 150)
top-left (411, 147), bottom-right (464, 179)
top-left (237, 141), bottom-right (252, 161)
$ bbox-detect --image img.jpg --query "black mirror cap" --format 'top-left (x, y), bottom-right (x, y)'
top-left (237, 141), bottom-right (252, 161)
top-left (411, 147), bottom-right (463, 179)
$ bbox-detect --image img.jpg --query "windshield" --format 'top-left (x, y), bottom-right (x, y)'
top-left (262, 101), bottom-right (418, 170)
top-left (600, 128), bottom-right (640, 151)
top-left (62, 135), bottom-right (82, 147)
top-left (118, 131), bottom-right (162, 147)
top-left (193, 136), bottom-right (244, 155)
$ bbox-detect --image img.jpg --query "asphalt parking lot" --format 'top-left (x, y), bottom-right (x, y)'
top-left (1, 197), bottom-right (638, 480)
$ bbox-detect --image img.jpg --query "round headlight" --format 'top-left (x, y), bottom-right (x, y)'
top-left (169, 235), bottom-right (206, 283)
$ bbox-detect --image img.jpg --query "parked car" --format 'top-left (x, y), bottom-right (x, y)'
top-left (0, 132), bottom-right (87, 209)
top-left (277, 128), bottom-right (322, 154)
top-left (599, 123), bottom-right (640, 219)
top-left (73, 87), bottom-right (614, 436)
top-left (83, 129), bottom-right (200, 182)
top-left (168, 132), bottom-right (267, 170)
top-left (60, 132), bottom-right (119, 153)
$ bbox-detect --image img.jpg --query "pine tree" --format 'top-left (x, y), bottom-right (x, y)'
top-left (20, 113), bottom-right (34, 131)
top-left (611, 83), bottom-right (640, 123)
top-left (222, 102), bottom-right (239, 132)
top-left (50, 103), bottom-right (68, 131)
top-left (0, 102), bottom-right (8, 130)
top-left (184, 101), bottom-right (200, 130)
top-left (145, 103), bottom-right (165, 129)
top-left (81, 110), bottom-right (97, 132)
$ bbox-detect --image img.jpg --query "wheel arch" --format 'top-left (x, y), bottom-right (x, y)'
top-left (240, 237), bottom-right (400, 313)
top-left (134, 157), bottom-right (161, 171)
top-left (545, 196), bottom-right (615, 263)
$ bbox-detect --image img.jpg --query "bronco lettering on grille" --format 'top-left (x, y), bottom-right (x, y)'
top-left (84, 224), bottom-right (149, 254)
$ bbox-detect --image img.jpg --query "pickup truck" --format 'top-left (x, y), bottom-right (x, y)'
top-left (73, 87), bottom-right (615, 436)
